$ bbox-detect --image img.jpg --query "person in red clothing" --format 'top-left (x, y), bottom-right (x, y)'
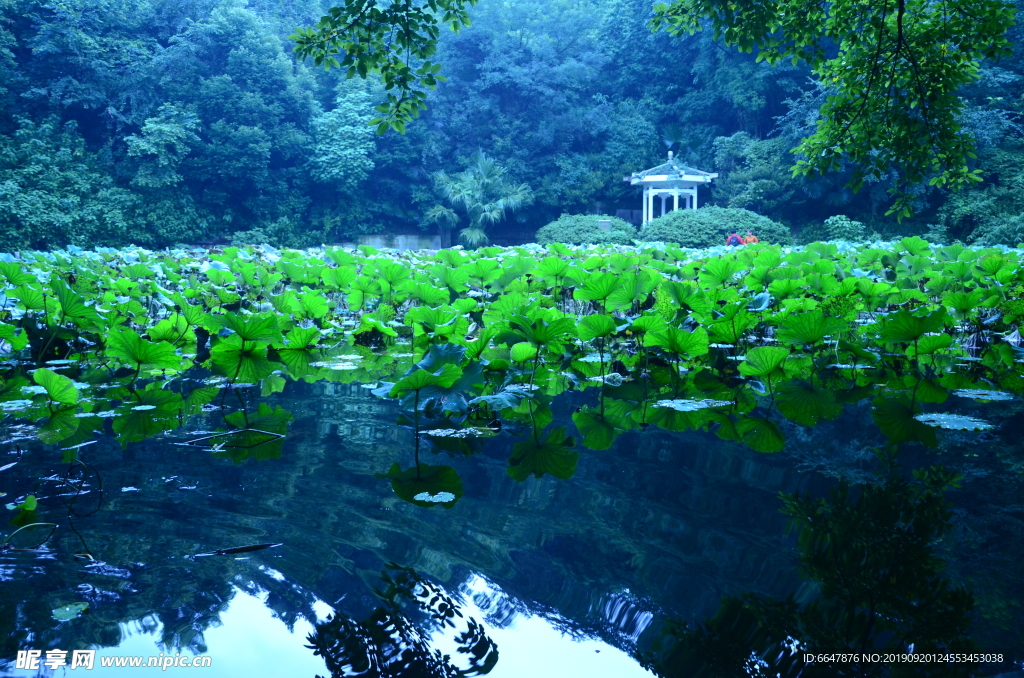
top-left (725, 229), bottom-right (743, 246)
top-left (743, 230), bottom-right (759, 244)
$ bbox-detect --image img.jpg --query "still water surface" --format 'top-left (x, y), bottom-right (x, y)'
top-left (2, 379), bottom-right (1022, 676)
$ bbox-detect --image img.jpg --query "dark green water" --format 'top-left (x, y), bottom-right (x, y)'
top-left (2, 378), bottom-right (1023, 677)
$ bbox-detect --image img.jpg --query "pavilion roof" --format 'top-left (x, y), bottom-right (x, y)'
top-left (628, 156), bottom-right (718, 185)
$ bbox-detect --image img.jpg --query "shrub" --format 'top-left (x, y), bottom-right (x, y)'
top-left (535, 214), bottom-right (637, 245)
top-left (638, 206), bottom-right (791, 248)
top-left (971, 214), bottom-right (1024, 247)
top-left (798, 215), bottom-right (868, 244)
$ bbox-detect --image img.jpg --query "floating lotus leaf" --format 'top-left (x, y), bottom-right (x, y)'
top-left (653, 398), bottom-right (733, 411)
top-left (953, 389), bottom-right (1015, 401)
top-left (914, 413), bottom-right (994, 431)
top-left (425, 428), bottom-right (491, 438)
top-left (52, 602), bottom-right (88, 621)
top-left (377, 462), bottom-right (463, 509)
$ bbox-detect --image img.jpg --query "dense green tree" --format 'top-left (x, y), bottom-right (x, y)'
top-left (308, 82), bottom-right (376, 189)
top-left (294, 0), bottom-right (1016, 220)
top-left (652, 0), bottom-right (1017, 219)
top-left (125, 104), bottom-right (201, 188)
top-left (1, 0), bottom-right (1023, 249)
top-left (0, 118), bottom-right (139, 250)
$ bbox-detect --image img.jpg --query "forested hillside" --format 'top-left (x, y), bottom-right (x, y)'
top-left (2, 0), bottom-right (1023, 249)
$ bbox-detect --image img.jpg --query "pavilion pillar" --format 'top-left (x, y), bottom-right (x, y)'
top-left (659, 193), bottom-right (668, 217)
top-left (673, 190), bottom-right (679, 212)
top-left (648, 189), bottom-right (655, 224)
top-left (690, 189), bottom-right (697, 209)
top-left (641, 188), bottom-right (647, 224)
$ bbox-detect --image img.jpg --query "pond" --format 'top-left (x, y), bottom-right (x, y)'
top-left (2, 375), bottom-right (1022, 677)
top-left (1, 240), bottom-right (1024, 676)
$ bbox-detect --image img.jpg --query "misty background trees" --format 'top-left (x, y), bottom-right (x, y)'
top-left (2, 0), bottom-right (1023, 249)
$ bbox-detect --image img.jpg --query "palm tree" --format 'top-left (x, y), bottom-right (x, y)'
top-left (425, 151), bottom-right (533, 247)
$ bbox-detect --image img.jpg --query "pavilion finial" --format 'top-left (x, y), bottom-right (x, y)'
top-left (668, 150), bottom-right (673, 161)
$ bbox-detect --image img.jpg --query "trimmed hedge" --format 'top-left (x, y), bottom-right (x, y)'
top-left (638, 206), bottom-right (792, 248)
top-left (535, 214), bottom-right (637, 246)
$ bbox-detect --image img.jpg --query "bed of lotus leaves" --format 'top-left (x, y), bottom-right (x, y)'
top-left (0, 236), bottom-right (1022, 488)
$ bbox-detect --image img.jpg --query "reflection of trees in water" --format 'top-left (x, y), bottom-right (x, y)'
top-left (307, 564), bottom-right (498, 678)
top-left (646, 449), bottom-right (986, 678)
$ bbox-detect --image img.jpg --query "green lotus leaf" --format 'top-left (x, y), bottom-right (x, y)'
top-left (8, 494), bottom-right (37, 512)
top-left (38, 408), bottom-right (81, 444)
top-left (52, 602), bottom-right (88, 621)
top-left (390, 363), bottom-right (462, 398)
top-left (183, 387), bottom-right (221, 415)
top-left (377, 462), bottom-right (463, 509)
top-left (644, 326), bottom-right (710, 358)
top-left (507, 426), bottom-right (578, 481)
top-left (296, 290), bottom-right (330, 319)
top-left (768, 277), bottom-right (805, 299)
top-left (169, 293), bottom-right (207, 326)
top-left (33, 368), bottom-right (79, 405)
top-left (775, 380), bottom-right (842, 426)
top-left (278, 326), bottom-right (320, 350)
top-left (871, 397), bottom-right (937, 447)
top-left (535, 256), bottom-right (573, 284)
top-left (606, 271), bottom-right (657, 311)
top-left (0, 261), bottom-right (35, 286)
top-left (878, 309), bottom-right (947, 343)
top-left (205, 313), bottom-right (283, 343)
top-left (574, 272), bottom-right (621, 304)
top-left (577, 314), bottom-right (617, 342)
top-left (698, 258), bottom-right (741, 287)
top-left (148, 316), bottom-right (193, 345)
top-left (944, 289), bottom-right (986, 318)
top-left (572, 407), bottom-right (619, 450)
top-left (210, 336), bottom-right (276, 383)
top-left (629, 314), bottom-right (667, 335)
top-left (897, 236), bottom-right (931, 256)
top-left (776, 311), bottom-right (847, 347)
top-left (106, 328), bottom-right (180, 370)
top-left (737, 416), bottom-right (786, 453)
top-left (51, 278), bottom-right (100, 326)
top-left (462, 259), bottom-right (501, 286)
top-left (510, 342), bottom-right (538, 363)
top-left (321, 267), bottom-right (356, 290)
top-left (912, 333), bottom-right (953, 356)
top-left (415, 343), bottom-right (467, 370)
top-left (738, 347), bottom-right (790, 378)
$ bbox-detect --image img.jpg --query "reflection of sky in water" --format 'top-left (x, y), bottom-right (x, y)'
top-left (431, 574), bottom-right (654, 678)
top-left (3, 574), bottom-right (651, 678)
top-left (2, 587), bottom-right (327, 678)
